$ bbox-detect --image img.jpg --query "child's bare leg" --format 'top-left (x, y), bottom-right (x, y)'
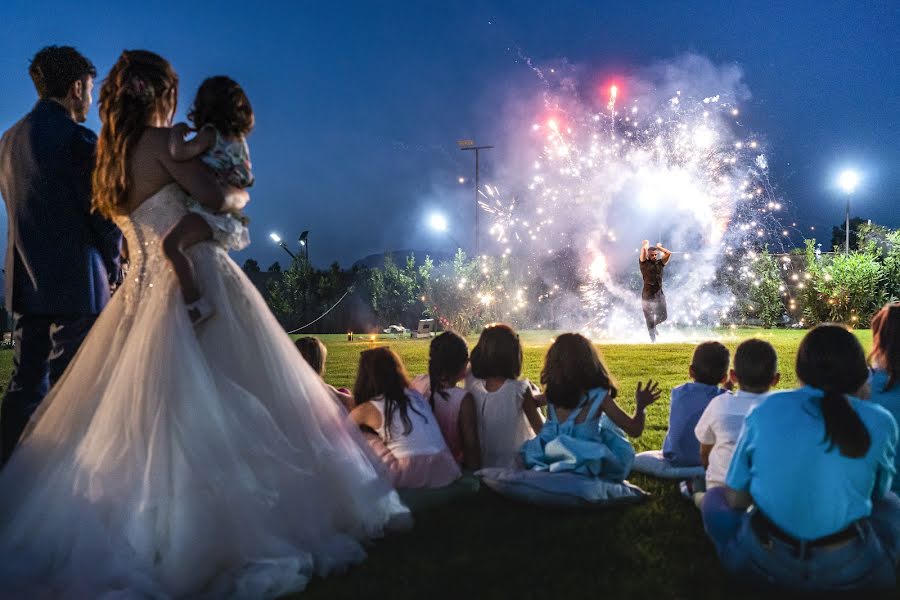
top-left (163, 214), bottom-right (214, 303)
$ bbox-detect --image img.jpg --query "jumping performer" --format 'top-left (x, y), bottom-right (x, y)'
top-left (640, 240), bottom-right (672, 342)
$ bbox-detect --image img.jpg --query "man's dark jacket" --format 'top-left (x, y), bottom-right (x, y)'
top-left (0, 99), bottom-right (121, 315)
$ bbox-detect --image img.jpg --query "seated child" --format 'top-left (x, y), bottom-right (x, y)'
top-left (408, 331), bottom-right (473, 466)
top-left (463, 323), bottom-right (544, 469)
top-left (521, 334), bottom-right (660, 481)
top-left (294, 336), bottom-right (354, 411)
top-left (633, 341), bottom-right (729, 476)
top-left (690, 339), bottom-right (779, 505)
top-left (349, 347), bottom-right (461, 489)
top-left (868, 302), bottom-right (900, 492)
top-left (163, 76), bottom-right (254, 325)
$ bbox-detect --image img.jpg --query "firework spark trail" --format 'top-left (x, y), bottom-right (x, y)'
top-left (478, 58), bottom-right (790, 340)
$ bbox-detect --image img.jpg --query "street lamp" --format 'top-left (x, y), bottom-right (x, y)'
top-left (837, 169), bottom-right (860, 255)
top-left (269, 232), bottom-right (296, 259)
top-left (298, 230), bottom-right (310, 264)
top-left (457, 139), bottom-right (493, 256)
top-left (427, 212), bottom-right (463, 250)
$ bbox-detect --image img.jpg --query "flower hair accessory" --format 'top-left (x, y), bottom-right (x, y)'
top-left (125, 76), bottom-right (156, 101)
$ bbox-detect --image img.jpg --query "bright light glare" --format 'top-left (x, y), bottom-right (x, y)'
top-left (269, 233), bottom-right (282, 243)
top-left (428, 213), bottom-right (448, 232)
top-left (837, 169), bottom-right (860, 194)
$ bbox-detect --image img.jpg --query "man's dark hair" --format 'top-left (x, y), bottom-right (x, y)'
top-left (29, 46), bottom-right (96, 99)
top-left (733, 339), bottom-right (778, 391)
top-left (691, 341), bottom-right (730, 385)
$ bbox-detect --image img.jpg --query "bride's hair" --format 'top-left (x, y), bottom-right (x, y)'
top-left (93, 50), bottom-right (178, 218)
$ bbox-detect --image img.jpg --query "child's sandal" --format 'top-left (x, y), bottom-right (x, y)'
top-left (186, 297), bottom-right (215, 327)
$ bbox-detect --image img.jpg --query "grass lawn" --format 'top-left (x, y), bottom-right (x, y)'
top-left (0, 328), bottom-right (891, 598)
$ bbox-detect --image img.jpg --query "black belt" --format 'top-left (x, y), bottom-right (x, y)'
top-left (750, 510), bottom-right (861, 555)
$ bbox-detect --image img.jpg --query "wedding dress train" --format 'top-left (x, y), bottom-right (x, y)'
top-left (0, 183), bottom-right (410, 599)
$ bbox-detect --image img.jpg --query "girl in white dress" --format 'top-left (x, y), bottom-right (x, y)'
top-left (0, 49), bottom-right (409, 600)
top-left (350, 347), bottom-right (461, 489)
top-left (463, 323), bottom-right (544, 468)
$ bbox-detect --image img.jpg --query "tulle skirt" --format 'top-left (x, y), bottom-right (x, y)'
top-left (0, 242), bottom-right (410, 599)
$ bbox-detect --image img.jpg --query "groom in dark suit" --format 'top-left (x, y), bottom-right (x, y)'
top-left (0, 46), bottom-right (122, 463)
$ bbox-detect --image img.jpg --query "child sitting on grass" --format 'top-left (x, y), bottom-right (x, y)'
top-left (350, 347), bottom-right (461, 489)
top-left (633, 341), bottom-right (730, 476)
top-left (409, 331), bottom-right (478, 467)
top-left (294, 336), bottom-right (354, 411)
top-left (463, 323), bottom-right (543, 469)
top-left (869, 302), bottom-right (900, 492)
top-left (689, 339), bottom-right (779, 505)
top-left (521, 333), bottom-right (660, 480)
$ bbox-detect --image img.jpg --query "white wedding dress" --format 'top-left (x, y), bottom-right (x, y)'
top-left (0, 183), bottom-right (411, 599)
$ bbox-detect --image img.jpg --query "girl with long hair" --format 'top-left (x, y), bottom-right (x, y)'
top-left (521, 333), bottom-right (660, 480)
top-left (869, 301), bottom-right (900, 491)
top-left (0, 50), bottom-right (409, 599)
top-left (350, 347), bottom-right (461, 489)
top-left (408, 331), bottom-right (477, 466)
top-left (701, 324), bottom-right (900, 592)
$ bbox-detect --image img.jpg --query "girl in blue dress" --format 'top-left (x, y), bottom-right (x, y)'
top-left (870, 302), bottom-right (900, 492)
top-left (521, 333), bottom-right (661, 480)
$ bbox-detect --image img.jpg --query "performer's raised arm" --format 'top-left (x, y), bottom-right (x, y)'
top-left (640, 239), bottom-right (651, 262)
top-left (656, 243), bottom-right (673, 265)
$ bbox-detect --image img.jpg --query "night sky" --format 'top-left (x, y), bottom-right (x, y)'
top-left (1, 1), bottom-right (897, 269)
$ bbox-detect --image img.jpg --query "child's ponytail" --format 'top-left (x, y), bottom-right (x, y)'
top-left (427, 332), bottom-right (469, 410)
top-left (796, 324), bottom-right (871, 458)
top-left (820, 387), bottom-right (871, 458)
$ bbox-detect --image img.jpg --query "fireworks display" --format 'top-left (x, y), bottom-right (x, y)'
top-left (475, 59), bottom-right (794, 340)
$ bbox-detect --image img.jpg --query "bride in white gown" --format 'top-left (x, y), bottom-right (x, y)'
top-left (0, 50), bottom-right (410, 599)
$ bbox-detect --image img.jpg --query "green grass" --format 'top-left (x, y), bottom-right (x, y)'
top-left (0, 329), bottom-right (889, 598)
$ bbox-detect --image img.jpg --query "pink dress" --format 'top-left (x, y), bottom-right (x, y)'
top-left (410, 374), bottom-right (466, 464)
top-left (367, 389), bottom-right (461, 489)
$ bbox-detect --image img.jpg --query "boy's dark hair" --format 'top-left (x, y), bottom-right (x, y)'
top-left (295, 336), bottom-right (327, 376)
top-left (733, 339), bottom-right (778, 391)
top-left (470, 323), bottom-right (522, 380)
top-left (29, 46), bottom-right (96, 99)
top-left (691, 341), bottom-right (730, 385)
top-left (188, 76), bottom-right (254, 137)
top-left (541, 333), bottom-right (618, 409)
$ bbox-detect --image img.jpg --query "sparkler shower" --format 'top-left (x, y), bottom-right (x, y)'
top-left (478, 54), bottom-right (789, 341)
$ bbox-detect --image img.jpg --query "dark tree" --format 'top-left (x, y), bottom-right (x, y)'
top-left (242, 258), bottom-right (261, 275)
top-left (831, 217), bottom-right (868, 252)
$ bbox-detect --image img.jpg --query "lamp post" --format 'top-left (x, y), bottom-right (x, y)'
top-left (269, 232), bottom-right (296, 259)
top-left (457, 139), bottom-right (493, 256)
top-left (298, 230), bottom-right (310, 265)
top-left (837, 169), bottom-right (860, 255)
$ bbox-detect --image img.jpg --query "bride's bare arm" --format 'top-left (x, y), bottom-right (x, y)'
top-left (157, 153), bottom-right (225, 211)
top-left (168, 123), bottom-right (215, 162)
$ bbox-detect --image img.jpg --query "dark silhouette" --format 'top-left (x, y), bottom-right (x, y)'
top-left (0, 46), bottom-right (122, 463)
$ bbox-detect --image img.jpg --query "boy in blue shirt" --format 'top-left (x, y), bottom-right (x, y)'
top-left (633, 341), bottom-right (730, 477)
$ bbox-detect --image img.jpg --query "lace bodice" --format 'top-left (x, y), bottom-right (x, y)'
top-left (114, 183), bottom-right (189, 312)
